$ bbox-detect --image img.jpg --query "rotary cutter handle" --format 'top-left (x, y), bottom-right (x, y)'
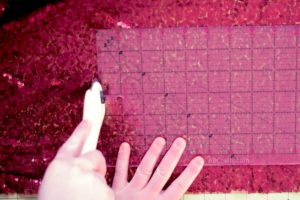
top-left (81, 80), bottom-right (106, 154)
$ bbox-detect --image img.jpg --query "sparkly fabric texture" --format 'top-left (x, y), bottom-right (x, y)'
top-left (1, 0), bottom-right (300, 194)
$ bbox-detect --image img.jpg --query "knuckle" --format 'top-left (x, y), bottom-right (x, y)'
top-left (156, 167), bottom-right (167, 177)
top-left (49, 159), bottom-right (82, 175)
top-left (65, 137), bottom-right (81, 149)
top-left (93, 150), bottom-right (102, 157)
top-left (138, 167), bottom-right (152, 177)
top-left (114, 166), bottom-right (124, 176)
top-left (74, 157), bottom-right (93, 170)
top-left (143, 189), bottom-right (156, 199)
top-left (69, 163), bottom-right (82, 174)
top-left (174, 181), bottom-right (186, 191)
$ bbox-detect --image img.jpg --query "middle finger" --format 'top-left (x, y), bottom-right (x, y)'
top-left (145, 137), bottom-right (186, 194)
top-left (129, 137), bottom-right (166, 189)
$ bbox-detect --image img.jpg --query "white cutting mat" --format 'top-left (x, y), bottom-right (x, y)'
top-left (1, 192), bottom-right (300, 200)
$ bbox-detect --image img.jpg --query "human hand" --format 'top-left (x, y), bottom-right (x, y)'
top-left (112, 137), bottom-right (204, 200)
top-left (38, 80), bottom-right (204, 200)
top-left (37, 120), bottom-right (114, 200)
top-left (38, 81), bottom-right (112, 200)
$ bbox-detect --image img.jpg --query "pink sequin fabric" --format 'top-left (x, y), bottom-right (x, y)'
top-left (1, 0), bottom-right (300, 194)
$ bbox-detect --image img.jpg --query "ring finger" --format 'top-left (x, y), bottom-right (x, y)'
top-left (145, 137), bottom-right (186, 194)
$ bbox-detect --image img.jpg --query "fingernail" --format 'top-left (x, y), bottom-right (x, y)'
top-left (120, 142), bottom-right (130, 152)
top-left (154, 137), bottom-right (166, 147)
top-left (190, 156), bottom-right (204, 173)
top-left (92, 78), bottom-right (99, 84)
top-left (91, 80), bottom-right (101, 91)
top-left (175, 137), bottom-right (186, 148)
top-left (193, 156), bottom-right (204, 165)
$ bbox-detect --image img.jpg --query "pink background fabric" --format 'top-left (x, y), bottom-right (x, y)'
top-left (1, 0), bottom-right (300, 194)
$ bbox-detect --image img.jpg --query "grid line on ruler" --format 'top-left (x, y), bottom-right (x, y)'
top-left (139, 29), bottom-right (146, 141)
top-left (100, 46), bottom-right (298, 52)
top-left (183, 28), bottom-right (189, 139)
top-left (295, 26), bottom-right (299, 152)
top-left (101, 68), bottom-right (300, 74)
top-left (106, 112), bottom-right (300, 116)
top-left (104, 90), bottom-right (299, 95)
top-left (206, 27), bottom-right (211, 154)
top-left (206, 27), bottom-right (235, 155)
top-left (97, 26), bottom-right (300, 165)
top-left (250, 26), bottom-right (254, 154)
top-left (229, 27), bottom-right (232, 154)
top-left (162, 29), bottom-right (167, 139)
top-left (272, 26), bottom-right (276, 153)
top-left (118, 32), bottom-right (122, 97)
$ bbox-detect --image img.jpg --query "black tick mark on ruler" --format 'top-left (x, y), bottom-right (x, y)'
top-left (100, 91), bottom-right (106, 104)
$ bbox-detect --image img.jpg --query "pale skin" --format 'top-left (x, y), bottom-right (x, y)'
top-left (38, 120), bottom-right (204, 200)
top-left (38, 82), bottom-right (205, 200)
